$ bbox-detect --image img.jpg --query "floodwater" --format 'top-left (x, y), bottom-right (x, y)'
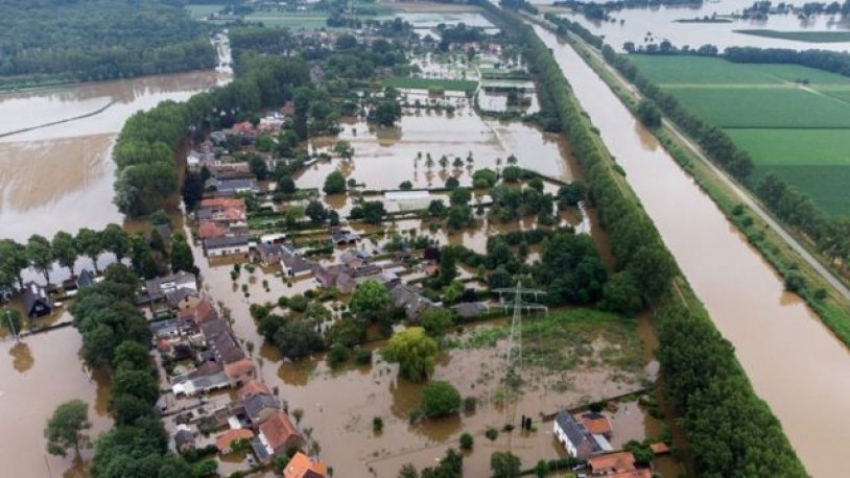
top-left (0, 71), bottom-right (228, 243)
top-left (543, 0), bottom-right (850, 52)
top-left (534, 25), bottom-right (850, 477)
top-left (0, 325), bottom-right (112, 478)
top-left (296, 108), bottom-right (573, 192)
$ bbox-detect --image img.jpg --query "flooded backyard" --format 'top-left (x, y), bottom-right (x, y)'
top-left (534, 25), bottom-right (850, 477)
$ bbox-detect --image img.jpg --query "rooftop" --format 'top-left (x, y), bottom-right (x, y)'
top-left (216, 428), bottom-right (254, 452)
top-left (259, 410), bottom-right (301, 451)
top-left (283, 452), bottom-right (328, 478)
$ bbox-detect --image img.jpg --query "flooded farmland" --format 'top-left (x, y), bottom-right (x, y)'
top-left (0, 71), bottom-right (227, 243)
top-left (534, 25), bottom-right (850, 477)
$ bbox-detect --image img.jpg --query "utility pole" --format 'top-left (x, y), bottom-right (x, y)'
top-left (6, 309), bottom-right (19, 343)
top-left (493, 281), bottom-right (547, 444)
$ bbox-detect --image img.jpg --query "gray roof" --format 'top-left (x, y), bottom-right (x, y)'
top-left (282, 254), bottom-right (313, 275)
top-left (244, 394), bottom-right (281, 423)
top-left (145, 271), bottom-right (197, 301)
top-left (555, 410), bottom-right (601, 455)
top-left (206, 178), bottom-right (259, 192)
top-left (452, 302), bottom-right (489, 319)
top-left (250, 436), bottom-right (272, 462)
top-left (200, 318), bottom-right (231, 340)
top-left (195, 208), bottom-right (213, 220)
top-left (204, 235), bottom-right (251, 250)
top-left (210, 331), bottom-right (246, 364)
top-left (76, 269), bottom-right (96, 288)
top-left (174, 429), bottom-right (195, 449)
top-left (166, 287), bottom-right (199, 309)
top-left (22, 281), bottom-right (53, 317)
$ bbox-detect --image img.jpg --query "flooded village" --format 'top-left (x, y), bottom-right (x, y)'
top-left (2, 1), bottom-right (849, 478)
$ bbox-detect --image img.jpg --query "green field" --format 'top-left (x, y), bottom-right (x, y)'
top-left (735, 29), bottom-right (850, 43)
top-left (666, 86), bottom-right (850, 128)
top-left (186, 4), bottom-right (224, 19)
top-left (632, 55), bottom-right (850, 215)
top-left (383, 77), bottom-right (478, 92)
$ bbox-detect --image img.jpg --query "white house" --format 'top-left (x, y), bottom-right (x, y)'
top-left (553, 410), bottom-right (610, 459)
top-left (203, 235), bottom-right (253, 258)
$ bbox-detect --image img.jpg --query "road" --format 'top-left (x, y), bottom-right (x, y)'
top-left (540, 16), bottom-right (850, 300)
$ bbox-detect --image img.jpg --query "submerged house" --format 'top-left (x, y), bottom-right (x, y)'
top-left (22, 281), bottom-right (54, 318)
top-left (553, 410), bottom-right (611, 459)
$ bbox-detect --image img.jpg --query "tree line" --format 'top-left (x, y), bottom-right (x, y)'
top-left (0, 0), bottom-right (215, 85)
top-left (0, 217), bottom-right (195, 293)
top-left (485, 3), bottom-right (808, 475)
top-left (69, 264), bottom-right (203, 477)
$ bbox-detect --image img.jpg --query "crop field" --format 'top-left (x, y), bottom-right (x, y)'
top-left (735, 29), bottom-right (850, 43)
top-left (632, 55), bottom-right (850, 215)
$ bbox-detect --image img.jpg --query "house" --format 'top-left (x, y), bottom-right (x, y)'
top-left (238, 380), bottom-right (273, 400)
top-left (198, 220), bottom-right (229, 240)
top-left (336, 273), bottom-right (356, 295)
top-left (216, 428), bottom-right (255, 454)
top-left (166, 288), bottom-right (200, 311)
top-left (205, 178), bottom-right (260, 195)
top-left (208, 330), bottom-right (246, 364)
top-left (256, 411), bottom-right (305, 460)
top-left (179, 299), bottom-right (219, 326)
top-left (22, 281), bottom-right (53, 318)
top-left (587, 451), bottom-right (645, 476)
top-left (452, 302), bottom-right (489, 320)
top-left (76, 269), bottom-right (96, 289)
top-left (173, 427), bottom-right (196, 454)
top-left (314, 264), bottom-right (350, 289)
top-left (553, 410), bottom-right (604, 459)
top-left (582, 412), bottom-right (613, 439)
top-left (153, 223), bottom-right (173, 249)
top-left (244, 393), bottom-right (282, 425)
top-left (282, 254), bottom-right (313, 279)
top-left (608, 470), bottom-right (651, 478)
top-left (389, 284), bottom-right (433, 321)
top-left (210, 131), bottom-right (228, 145)
top-left (144, 271), bottom-right (198, 303)
top-left (339, 249), bottom-right (368, 268)
top-left (225, 358), bottom-right (256, 386)
top-left (204, 235), bottom-right (252, 258)
top-left (255, 243), bottom-right (285, 266)
top-left (330, 228), bottom-right (360, 245)
top-left (282, 452), bottom-right (328, 478)
top-left (350, 264), bottom-right (381, 279)
top-left (172, 370), bottom-right (231, 397)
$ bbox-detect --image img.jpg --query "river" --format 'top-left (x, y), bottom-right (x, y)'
top-left (533, 25), bottom-right (850, 477)
top-left (541, 0), bottom-right (850, 52)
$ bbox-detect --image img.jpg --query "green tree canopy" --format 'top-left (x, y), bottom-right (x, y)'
top-left (384, 327), bottom-right (438, 383)
top-left (52, 231), bottom-right (79, 277)
top-left (0, 239), bottom-right (28, 290)
top-left (45, 399), bottom-right (92, 459)
top-left (101, 224), bottom-right (131, 262)
top-left (420, 381), bottom-right (461, 418)
top-left (419, 308), bottom-right (455, 337)
top-left (490, 451), bottom-right (521, 478)
top-left (169, 233), bottom-right (197, 275)
top-left (323, 171), bottom-right (347, 195)
top-left (76, 228), bottom-right (104, 273)
top-left (350, 280), bottom-right (392, 322)
top-left (26, 234), bottom-right (54, 284)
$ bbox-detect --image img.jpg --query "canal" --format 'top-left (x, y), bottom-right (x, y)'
top-left (533, 25), bottom-right (850, 477)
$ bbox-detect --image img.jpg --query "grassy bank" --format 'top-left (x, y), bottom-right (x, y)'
top-left (735, 29), bottom-right (850, 43)
top-left (563, 23), bottom-right (850, 346)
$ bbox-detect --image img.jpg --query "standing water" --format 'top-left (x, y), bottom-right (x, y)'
top-left (533, 25), bottom-right (850, 477)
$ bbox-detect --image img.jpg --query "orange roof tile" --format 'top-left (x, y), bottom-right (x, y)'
top-left (216, 428), bottom-right (254, 452)
top-left (238, 380), bottom-right (272, 400)
top-left (611, 469), bottom-right (651, 478)
top-left (650, 442), bottom-right (671, 455)
top-left (588, 451), bottom-right (636, 473)
top-left (582, 414), bottom-right (613, 435)
top-left (283, 452), bottom-right (327, 478)
top-left (198, 220), bottom-right (228, 240)
top-left (201, 197), bottom-right (246, 210)
top-left (178, 299), bottom-right (218, 324)
top-left (225, 358), bottom-right (256, 379)
top-left (260, 410), bottom-right (301, 451)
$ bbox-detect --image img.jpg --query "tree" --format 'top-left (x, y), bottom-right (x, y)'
top-left (428, 200), bottom-right (446, 217)
top-left (305, 200), bottom-right (328, 224)
top-left (45, 399), bottom-right (92, 459)
top-left (459, 432), bottom-right (473, 450)
top-left (76, 228), bottom-right (104, 273)
top-left (52, 231), bottom-right (79, 277)
top-left (26, 234), bottom-right (54, 284)
top-left (248, 154), bottom-right (270, 180)
top-left (323, 171), bottom-right (347, 195)
top-left (399, 180), bottom-right (413, 190)
top-left (371, 99), bottom-right (402, 126)
top-left (149, 210), bottom-right (171, 227)
top-left (350, 280), bottom-right (392, 322)
top-left (273, 320), bottom-right (324, 359)
top-left (0, 239), bottom-right (28, 290)
top-left (384, 327), bottom-right (438, 382)
top-left (333, 140), bottom-right (355, 160)
top-left (599, 271), bottom-right (643, 316)
top-left (534, 459), bottom-right (548, 478)
top-left (419, 308), bottom-right (455, 337)
top-left (102, 223), bottom-right (131, 262)
top-left (398, 463), bottom-right (419, 478)
top-left (445, 177), bottom-right (460, 189)
top-left (421, 381), bottom-right (461, 418)
top-left (490, 451), bottom-right (521, 478)
top-left (170, 233), bottom-right (196, 275)
top-left (636, 99), bottom-right (662, 128)
top-left (277, 175), bottom-right (296, 195)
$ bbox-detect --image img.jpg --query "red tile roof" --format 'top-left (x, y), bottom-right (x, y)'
top-left (225, 358), bottom-right (256, 380)
top-left (582, 414), bottom-right (613, 436)
top-left (283, 452), bottom-right (327, 478)
top-left (198, 220), bottom-right (228, 240)
top-left (611, 469), bottom-right (651, 478)
top-left (178, 299), bottom-right (218, 324)
top-left (238, 380), bottom-right (272, 400)
top-left (588, 452), bottom-right (636, 474)
top-left (260, 411), bottom-right (302, 452)
top-left (201, 197), bottom-right (246, 210)
top-left (216, 428), bottom-right (254, 452)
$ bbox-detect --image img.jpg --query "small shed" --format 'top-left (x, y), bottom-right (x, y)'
top-left (22, 281), bottom-right (54, 318)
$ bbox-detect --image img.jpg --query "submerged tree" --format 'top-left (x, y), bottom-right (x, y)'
top-left (45, 399), bottom-right (92, 459)
top-left (384, 327), bottom-right (438, 383)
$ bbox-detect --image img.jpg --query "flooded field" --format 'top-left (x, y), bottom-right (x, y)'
top-left (0, 71), bottom-right (227, 243)
top-left (535, 25), bottom-right (850, 477)
top-left (544, 0), bottom-right (850, 52)
top-left (296, 108), bottom-right (573, 192)
top-left (0, 325), bottom-right (112, 478)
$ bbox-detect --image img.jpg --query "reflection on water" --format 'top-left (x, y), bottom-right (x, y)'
top-left (9, 342), bottom-right (34, 373)
top-left (534, 25), bottom-right (850, 477)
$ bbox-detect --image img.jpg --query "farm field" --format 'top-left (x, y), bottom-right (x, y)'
top-left (631, 55), bottom-right (850, 216)
top-left (735, 29), bottom-right (850, 43)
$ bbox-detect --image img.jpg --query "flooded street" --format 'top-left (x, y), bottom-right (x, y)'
top-left (0, 71), bottom-right (227, 243)
top-left (0, 325), bottom-right (112, 478)
top-left (534, 25), bottom-right (850, 477)
top-left (543, 0), bottom-right (850, 52)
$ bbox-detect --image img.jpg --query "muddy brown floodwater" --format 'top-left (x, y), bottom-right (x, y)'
top-left (534, 25), bottom-right (850, 477)
top-left (0, 71), bottom-right (228, 243)
top-left (0, 323), bottom-right (112, 478)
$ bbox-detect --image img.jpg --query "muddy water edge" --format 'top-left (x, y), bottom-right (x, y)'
top-left (534, 25), bottom-right (850, 477)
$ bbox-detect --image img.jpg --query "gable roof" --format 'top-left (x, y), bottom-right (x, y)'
top-left (555, 410), bottom-right (601, 455)
top-left (166, 287), bottom-right (199, 309)
top-left (204, 235), bottom-right (251, 250)
top-left (174, 429), bottom-right (195, 449)
top-left (22, 281), bottom-right (53, 315)
top-left (201, 197), bottom-right (246, 210)
top-left (216, 428), bottom-right (255, 452)
top-left (244, 393), bottom-right (281, 423)
top-left (179, 299), bottom-right (218, 324)
top-left (283, 452), bottom-right (327, 478)
top-left (581, 412), bottom-right (613, 436)
top-left (588, 451), bottom-right (636, 473)
top-left (77, 269), bottom-right (96, 288)
top-left (209, 331), bottom-right (246, 364)
top-left (198, 220), bottom-right (229, 240)
top-left (239, 380), bottom-right (273, 400)
top-left (259, 411), bottom-right (301, 452)
top-left (225, 358), bottom-right (256, 379)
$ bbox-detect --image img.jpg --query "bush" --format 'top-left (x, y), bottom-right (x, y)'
top-left (460, 432), bottom-right (474, 450)
top-left (421, 381), bottom-right (462, 418)
top-left (372, 416), bottom-right (383, 433)
top-left (463, 396), bottom-right (477, 412)
top-left (485, 427), bottom-right (498, 441)
top-left (355, 348), bottom-right (373, 365)
top-left (327, 344), bottom-right (350, 368)
top-left (288, 294), bottom-right (309, 313)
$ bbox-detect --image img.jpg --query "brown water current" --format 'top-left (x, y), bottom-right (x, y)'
top-left (535, 25), bottom-right (850, 477)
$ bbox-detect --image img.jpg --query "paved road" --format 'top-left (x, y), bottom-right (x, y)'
top-left (565, 26), bottom-right (850, 300)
